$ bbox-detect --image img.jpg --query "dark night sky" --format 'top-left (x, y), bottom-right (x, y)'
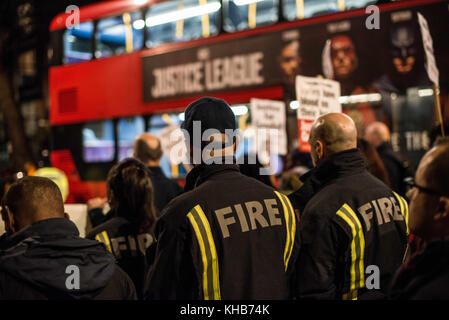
top-left (0, 0), bottom-right (102, 31)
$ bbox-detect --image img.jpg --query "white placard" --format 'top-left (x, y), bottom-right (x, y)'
top-left (296, 75), bottom-right (341, 119)
top-left (250, 98), bottom-right (287, 156)
top-left (157, 124), bottom-right (187, 165)
top-left (418, 12), bottom-right (439, 86)
top-left (295, 75), bottom-right (341, 151)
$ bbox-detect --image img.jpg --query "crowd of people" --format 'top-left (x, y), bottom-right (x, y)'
top-left (0, 96), bottom-right (448, 300)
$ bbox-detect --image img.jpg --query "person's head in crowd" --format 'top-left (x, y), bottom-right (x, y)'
top-left (364, 121), bottom-right (390, 148)
top-left (429, 124), bottom-right (449, 147)
top-left (133, 133), bottom-right (163, 167)
top-left (308, 113), bottom-right (357, 167)
top-left (280, 40), bottom-right (302, 86)
top-left (408, 143), bottom-right (449, 242)
top-left (181, 97), bottom-right (238, 166)
top-left (107, 158), bottom-right (156, 232)
top-left (358, 138), bottom-right (391, 186)
top-left (1, 176), bottom-right (67, 236)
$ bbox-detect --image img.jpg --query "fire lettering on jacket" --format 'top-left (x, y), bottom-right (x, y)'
top-left (215, 199), bottom-right (282, 239)
top-left (357, 197), bottom-right (404, 232)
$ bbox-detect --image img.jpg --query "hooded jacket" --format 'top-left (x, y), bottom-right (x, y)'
top-left (145, 162), bottom-right (299, 300)
top-left (288, 149), bottom-right (408, 300)
top-left (0, 218), bottom-right (136, 300)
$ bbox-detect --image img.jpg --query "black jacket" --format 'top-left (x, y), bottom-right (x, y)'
top-left (87, 216), bottom-right (156, 299)
top-left (145, 162), bottom-right (299, 300)
top-left (377, 142), bottom-right (411, 196)
top-left (0, 218), bottom-right (136, 300)
top-left (288, 149), bottom-right (408, 300)
top-left (389, 239), bottom-right (449, 299)
top-left (148, 166), bottom-right (183, 215)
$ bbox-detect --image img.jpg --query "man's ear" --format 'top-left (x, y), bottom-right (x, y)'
top-left (315, 140), bottom-right (324, 162)
top-left (433, 197), bottom-right (449, 221)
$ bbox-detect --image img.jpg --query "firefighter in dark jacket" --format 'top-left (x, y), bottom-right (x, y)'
top-left (87, 158), bottom-right (157, 299)
top-left (389, 139), bottom-right (449, 299)
top-left (0, 176), bottom-right (136, 300)
top-left (288, 113), bottom-right (408, 300)
top-left (145, 97), bottom-right (299, 300)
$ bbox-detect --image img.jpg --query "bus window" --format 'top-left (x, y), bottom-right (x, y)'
top-left (95, 11), bottom-right (144, 59)
top-left (283, 0), bottom-right (339, 21)
top-left (223, 0), bottom-right (278, 32)
top-left (82, 120), bottom-right (115, 163)
top-left (345, 0), bottom-right (377, 10)
top-left (118, 116), bottom-right (145, 161)
top-left (145, 0), bottom-right (220, 47)
top-left (63, 21), bottom-right (93, 64)
top-left (148, 113), bottom-right (186, 178)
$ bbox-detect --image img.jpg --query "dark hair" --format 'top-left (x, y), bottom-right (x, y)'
top-left (107, 158), bottom-right (157, 232)
top-left (134, 138), bottom-right (163, 163)
top-left (2, 176), bottom-right (64, 218)
top-left (358, 138), bottom-right (391, 187)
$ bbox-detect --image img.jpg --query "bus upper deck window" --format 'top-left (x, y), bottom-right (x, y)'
top-left (95, 11), bottom-right (144, 59)
top-left (283, 0), bottom-right (340, 21)
top-left (118, 116), bottom-right (145, 161)
top-left (345, 0), bottom-right (377, 10)
top-left (145, 0), bottom-right (220, 48)
top-left (63, 21), bottom-right (93, 64)
top-left (82, 120), bottom-right (115, 163)
top-left (223, 0), bottom-right (279, 32)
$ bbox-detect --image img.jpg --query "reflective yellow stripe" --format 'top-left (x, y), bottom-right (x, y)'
top-left (336, 204), bottom-right (365, 300)
top-left (195, 205), bottom-right (220, 299)
top-left (338, 0), bottom-right (345, 11)
top-left (95, 231), bottom-right (112, 253)
top-left (187, 205), bottom-right (221, 300)
top-left (274, 191), bottom-right (295, 271)
top-left (282, 193), bottom-right (296, 271)
top-left (393, 192), bottom-right (409, 235)
top-left (343, 204), bottom-right (365, 289)
top-left (101, 231), bottom-right (112, 253)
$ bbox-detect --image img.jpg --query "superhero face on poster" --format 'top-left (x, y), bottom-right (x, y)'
top-left (279, 39), bottom-right (303, 100)
top-left (324, 33), bottom-right (378, 135)
top-left (330, 35), bottom-right (358, 81)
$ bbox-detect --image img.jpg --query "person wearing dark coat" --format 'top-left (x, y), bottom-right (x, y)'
top-left (0, 176), bottom-right (136, 300)
top-left (389, 141), bottom-right (449, 299)
top-left (87, 132), bottom-right (183, 228)
top-left (288, 113), bottom-right (408, 300)
top-left (87, 158), bottom-right (157, 299)
top-left (365, 121), bottom-right (412, 196)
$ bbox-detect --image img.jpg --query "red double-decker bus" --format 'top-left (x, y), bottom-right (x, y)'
top-left (49, 0), bottom-right (449, 203)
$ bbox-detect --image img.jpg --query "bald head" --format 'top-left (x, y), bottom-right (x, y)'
top-left (133, 133), bottom-right (163, 166)
top-left (418, 144), bottom-right (449, 196)
top-left (365, 122), bottom-right (390, 147)
top-left (2, 176), bottom-right (65, 234)
top-left (309, 113), bottom-right (357, 166)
